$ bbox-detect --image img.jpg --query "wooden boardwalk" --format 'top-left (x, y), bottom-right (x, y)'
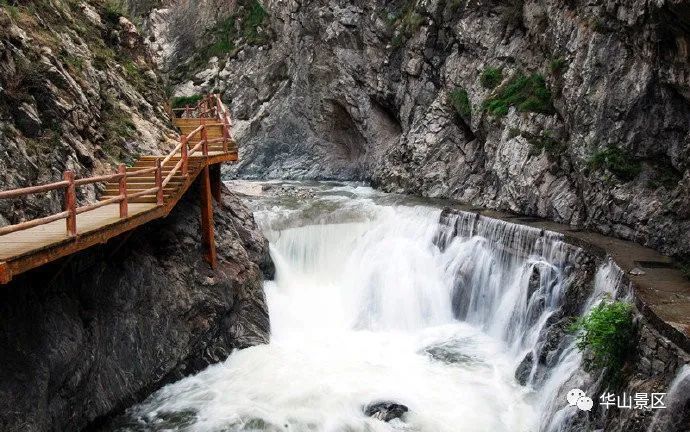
top-left (0, 94), bottom-right (236, 284)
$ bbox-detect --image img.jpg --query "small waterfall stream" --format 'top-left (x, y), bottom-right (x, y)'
top-left (108, 182), bottom-right (638, 432)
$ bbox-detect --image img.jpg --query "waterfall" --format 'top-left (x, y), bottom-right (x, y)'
top-left (647, 364), bottom-right (690, 432)
top-left (106, 182), bottom-right (663, 432)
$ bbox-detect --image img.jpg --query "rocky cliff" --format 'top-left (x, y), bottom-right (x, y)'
top-left (0, 1), bottom-right (272, 431)
top-left (157, 0), bottom-right (690, 261)
top-left (0, 185), bottom-right (271, 432)
top-left (0, 0), bottom-right (173, 224)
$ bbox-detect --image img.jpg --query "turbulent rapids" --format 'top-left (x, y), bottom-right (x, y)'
top-left (110, 182), bottom-right (631, 432)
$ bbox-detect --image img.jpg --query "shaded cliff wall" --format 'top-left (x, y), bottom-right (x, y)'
top-left (157, 0), bottom-right (690, 260)
top-left (0, 184), bottom-right (271, 432)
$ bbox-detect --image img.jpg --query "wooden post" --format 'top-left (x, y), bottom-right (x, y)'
top-left (209, 164), bottom-right (222, 203)
top-left (181, 135), bottom-right (188, 176)
top-left (199, 165), bottom-right (217, 268)
top-left (184, 105), bottom-right (190, 118)
top-left (155, 158), bottom-right (164, 205)
top-left (118, 164), bottom-right (128, 218)
top-left (0, 262), bottom-right (11, 285)
top-left (64, 171), bottom-right (77, 237)
top-left (201, 120), bottom-right (208, 156)
top-left (222, 120), bottom-right (229, 153)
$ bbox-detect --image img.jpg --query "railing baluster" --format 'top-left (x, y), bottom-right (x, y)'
top-left (201, 119), bottom-right (208, 156)
top-left (222, 120), bottom-right (229, 153)
top-left (155, 158), bottom-right (163, 205)
top-left (64, 171), bottom-right (77, 237)
top-left (118, 164), bottom-right (128, 218)
top-left (181, 135), bottom-right (188, 176)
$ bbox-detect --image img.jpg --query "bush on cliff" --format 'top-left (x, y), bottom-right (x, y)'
top-left (569, 300), bottom-right (634, 373)
top-left (484, 72), bottom-right (553, 116)
top-left (449, 87), bottom-right (471, 120)
top-left (588, 146), bottom-right (641, 182)
top-left (480, 67), bottom-right (503, 89)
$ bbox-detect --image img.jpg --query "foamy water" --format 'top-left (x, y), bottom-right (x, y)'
top-left (108, 181), bottom-right (628, 432)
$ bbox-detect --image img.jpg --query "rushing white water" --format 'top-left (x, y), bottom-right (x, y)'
top-left (109, 182), bottom-right (631, 432)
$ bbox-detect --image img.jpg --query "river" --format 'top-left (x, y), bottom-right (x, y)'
top-left (107, 181), bottom-right (628, 432)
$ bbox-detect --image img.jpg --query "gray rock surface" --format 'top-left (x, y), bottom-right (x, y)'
top-left (0, 1), bottom-right (175, 225)
top-left (0, 185), bottom-right (271, 432)
top-left (156, 0), bottom-right (690, 260)
top-left (0, 2), bottom-right (273, 431)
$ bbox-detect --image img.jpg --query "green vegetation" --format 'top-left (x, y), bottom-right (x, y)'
top-left (483, 73), bottom-right (553, 117)
top-left (588, 146), bottom-right (641, 182)
top-left (525, 130), bottom-right (563, 156)
top-left (201, 0), bottom-right (269, 60)
top-left (244, 0), bottom-right (268, 43)
top-left (448, 87), bottom-right (471, 120)
top-left (480, 67), bottom-right (503, 89)
top-left (388, 1), bottom-right (424, 48)
top-left (171, 95), bottom-right (204, 109)
top-left (570, 300), bottom-right (634, 373)
top-left (550, 57), bottom-right (567, 75)
top-left (101, 95), bottom-right (137, 162)
top-left (0, 0), bottom-right (20, 20)
top-left (103, 0), bottom-right (126, 24)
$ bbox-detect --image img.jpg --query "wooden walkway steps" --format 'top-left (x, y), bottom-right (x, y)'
top-left (0, 94), bottom-right (236, 284)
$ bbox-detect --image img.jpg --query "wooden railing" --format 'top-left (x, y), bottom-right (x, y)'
top-left (0, 94), bottom-right (232, 239)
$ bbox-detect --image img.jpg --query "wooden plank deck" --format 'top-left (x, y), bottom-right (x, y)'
top-left (0, 109), bottom-right (238, 284)
top-left (0, 203), bottom-right (156, 261)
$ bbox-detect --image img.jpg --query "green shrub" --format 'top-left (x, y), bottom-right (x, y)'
top-left (389, 1), bottom-right (424, 48)
top-left (550, 57), bottom-right (567, 75)
top-left (243, 0), bottom-right (268, 44)
top-left (171, 95), bottom-right (204, 109)
top-left (448, 87), bottom-right (471, 120)
top-left (569, 300), bottom-right (634, 373)
top-left (484, 72), bottom-right (553, 117)
top-left (197, 0), bottom-right (269, 63)
top-left (524, 130), bottom-right (563, 156)
top-left (480, 67), bottom-right (503, 89)
top-left (104, 0), bottom-right (126, 23)
top-left (588, 146), bottom-right (641, 182)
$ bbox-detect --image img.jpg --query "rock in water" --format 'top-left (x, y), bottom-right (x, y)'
top-left (364, 401), bottom-right (409, 422)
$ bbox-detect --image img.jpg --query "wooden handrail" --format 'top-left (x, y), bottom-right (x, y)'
top-left (0, 181), bottom-right (69, 199)
top-left (0, 211), bottom-right (70, 236)
top-left (0, 93), bottom-right (233, 240)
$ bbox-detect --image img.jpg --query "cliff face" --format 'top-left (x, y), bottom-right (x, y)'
top-left (0, 2), bottom-right (272, 431)
top-left (0, 0), bottom-right (173, 224)
top-left (158, 0), bottom-right (690, 260)
top-left (0, 185), bottom-right (271, 432)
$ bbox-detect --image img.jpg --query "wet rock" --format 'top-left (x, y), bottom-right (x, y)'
top-left (364, 401), bottom-right (409, 422)
top-left (630, 267), bottom-right (646, 276)
top-left (515, 352), bottom-right (534, 386)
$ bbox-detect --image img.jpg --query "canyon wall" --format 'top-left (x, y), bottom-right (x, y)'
top-left (0, 2), bottom-right (272, 430)
top-left (158, 0), bottom-right (690, 261)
